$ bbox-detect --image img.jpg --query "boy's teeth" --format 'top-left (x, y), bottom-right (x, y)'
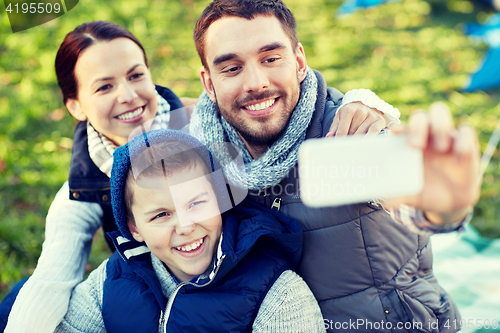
top-left (117, 107), bottom-right (143, 120)
top-left (244, 99), bottom-right (275, 111)
top-left (176, 237), bottom-right (204, 252)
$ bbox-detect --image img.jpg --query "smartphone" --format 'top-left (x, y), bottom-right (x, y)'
top-left (298, 134), bottom-right (423, 207)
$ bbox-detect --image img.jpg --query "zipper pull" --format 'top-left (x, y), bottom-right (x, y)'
top-left (271, 197), bottom-right (282, 211)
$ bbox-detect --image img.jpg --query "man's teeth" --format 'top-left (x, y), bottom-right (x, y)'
top-left (244, 99), bottom-right (275, 111)
top-left (175, 238), bottom-right (204, 252)
top-left (117, 107), bottom-right (143, 120)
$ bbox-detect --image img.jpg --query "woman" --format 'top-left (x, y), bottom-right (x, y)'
top-left (2, 21), bottom-right (188, 332)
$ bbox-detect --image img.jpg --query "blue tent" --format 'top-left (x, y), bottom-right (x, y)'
top-left (337, 0), bottom-right (400, 16)
top-left (463, 47), bottom-right (500, 92)
top-left (463, 13), bottom-right (500, 92)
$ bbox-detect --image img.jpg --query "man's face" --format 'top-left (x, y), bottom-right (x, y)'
top-left (200, 15), bottom-right (308, 148)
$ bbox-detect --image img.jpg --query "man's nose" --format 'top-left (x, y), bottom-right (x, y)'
top-left (242, 63), bottom-right (269, 93)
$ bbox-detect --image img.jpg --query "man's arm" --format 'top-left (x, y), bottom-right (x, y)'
top-left (5, 182), bottom-right (102, 333)
top-left (383, 102), bottom-right (481, 228)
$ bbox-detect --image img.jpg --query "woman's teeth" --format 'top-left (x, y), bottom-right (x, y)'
top-left (244, 99), bottom-right (275, 111)
top-left (175, 238), bottom-right (204, 252)
top-left (117, 107), bottom-right (144, 120)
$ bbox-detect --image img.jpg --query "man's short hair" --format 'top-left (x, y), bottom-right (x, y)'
top-left (193, 0), bottom-right (299, 70)
top-left (124, 141), bottom-right (209, 223)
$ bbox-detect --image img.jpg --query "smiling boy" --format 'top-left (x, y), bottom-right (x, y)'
top-left (54, 129), bottom-right (326, 333)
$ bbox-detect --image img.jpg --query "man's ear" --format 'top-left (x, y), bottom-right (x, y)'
top-left (66, 98), bottom-right (87, 121)
top-left (200, 66), bottom-right (217, 103)
top-left (127, 220), bottom-right (144, 243)
top-left (295, 43), bottom-right (308, 83)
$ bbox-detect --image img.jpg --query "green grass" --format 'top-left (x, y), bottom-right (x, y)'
top-left (1, 0), bottom-right (500, 300)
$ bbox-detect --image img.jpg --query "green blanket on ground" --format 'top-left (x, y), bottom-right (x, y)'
top-left (432, 225), bottom-right (500, 332)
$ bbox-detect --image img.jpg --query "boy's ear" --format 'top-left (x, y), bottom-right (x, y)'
top-left (127, 220), bottom-right (144, 243)
top-left (65, 98), bottom-right (87, 121)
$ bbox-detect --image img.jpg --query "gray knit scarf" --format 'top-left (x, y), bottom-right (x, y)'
top-left (190, 68), bottom-right (318, 190)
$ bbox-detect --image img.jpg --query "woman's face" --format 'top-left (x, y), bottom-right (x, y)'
top-left (66, 38), bottom-right (157, 146)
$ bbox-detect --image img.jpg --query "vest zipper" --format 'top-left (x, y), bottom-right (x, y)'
top-left (160, 254), bottom-right (226, 333)
top-left (271, 197), bottom-right (282, 211)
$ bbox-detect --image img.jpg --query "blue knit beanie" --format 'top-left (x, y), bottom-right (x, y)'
top-left (111, 129), bottom-right (231, 241)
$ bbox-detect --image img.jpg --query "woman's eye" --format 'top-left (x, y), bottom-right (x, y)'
top-left (130, 73), bottom-right (144, 80)
top-left (96, 84), bottom-right (112, 92)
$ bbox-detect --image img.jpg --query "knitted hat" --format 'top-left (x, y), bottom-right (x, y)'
top-left (111, 129), bottom-right (231, 241)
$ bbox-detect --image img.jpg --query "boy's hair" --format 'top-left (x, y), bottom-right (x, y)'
top-left (55, 21), bottom-right (148, 104)
top-left (124, 141), bottom-right (210, 224)
top-left (193, 0), bottom-right (299, 70)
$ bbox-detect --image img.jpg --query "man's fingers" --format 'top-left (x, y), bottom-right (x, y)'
top-left (408, 111), bottom-right (429, 149)
top-left (454, 124), bottom-right (479, 158)
top-left (429, 102), bottom-right (454, 152)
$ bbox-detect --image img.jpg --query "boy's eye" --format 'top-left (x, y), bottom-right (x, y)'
top-left (152, 212), bottom-right (170, 221)
top-left (190, 200), bottom-right (206, 208)
top-left (96, 84), bottom-right (112, 92)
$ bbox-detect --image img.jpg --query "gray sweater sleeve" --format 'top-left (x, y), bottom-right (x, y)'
top-left (54, 260), bottom-right (108, 333)
top-left (252, 270), bottom-right (326, 333)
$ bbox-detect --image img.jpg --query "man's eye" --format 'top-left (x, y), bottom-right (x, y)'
top-left (224, 66), bottom-right (241, 73)
top-left (265, 57), bottom-right (278, 63)
top-left (96, 84), bottom-right (112, 92)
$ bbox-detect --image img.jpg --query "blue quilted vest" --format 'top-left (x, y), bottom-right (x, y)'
top-left (101, 200), bottom-right (303, 333)
top-left (67, 86), bottom-right (187, 249)
top-left (247, 71), bottom-right (460, 333)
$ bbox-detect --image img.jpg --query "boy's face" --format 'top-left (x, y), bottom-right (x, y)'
top-left (127, 162), bottom-right (222, 282)
top-left (65, 38), bottom-right (157, 147)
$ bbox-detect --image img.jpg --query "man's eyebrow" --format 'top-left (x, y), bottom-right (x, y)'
top-left (259, 42), bottom-right (286, 53)
top-left (213, 53), bottom-right (238, 67)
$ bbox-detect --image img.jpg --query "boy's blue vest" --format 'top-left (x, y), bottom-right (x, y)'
top-left (101, 200), bottom-right (303, 333)
top-left (67, 86), bottom-right (187, 249)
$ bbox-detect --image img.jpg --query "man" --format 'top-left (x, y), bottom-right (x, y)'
top-left (189, 0), bottom-right (480, 332)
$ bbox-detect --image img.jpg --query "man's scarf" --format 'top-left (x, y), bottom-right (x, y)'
top-left (190, 68), bottom-right (319, 190)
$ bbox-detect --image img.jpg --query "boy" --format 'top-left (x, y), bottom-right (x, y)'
top-left (55, 129), bottom-right (325, 333)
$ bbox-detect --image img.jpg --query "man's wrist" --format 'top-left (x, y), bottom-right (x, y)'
top-left (417, 207), bottom-right (473, 234)
top-left (340, 89), bottom-right (401, 126)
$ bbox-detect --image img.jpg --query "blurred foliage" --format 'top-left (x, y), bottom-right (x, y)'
top-left (1, 0), bottom-right (500, 301)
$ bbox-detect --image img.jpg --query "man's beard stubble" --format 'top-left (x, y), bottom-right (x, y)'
top-left (212, 77), bottom-right (301, 148)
